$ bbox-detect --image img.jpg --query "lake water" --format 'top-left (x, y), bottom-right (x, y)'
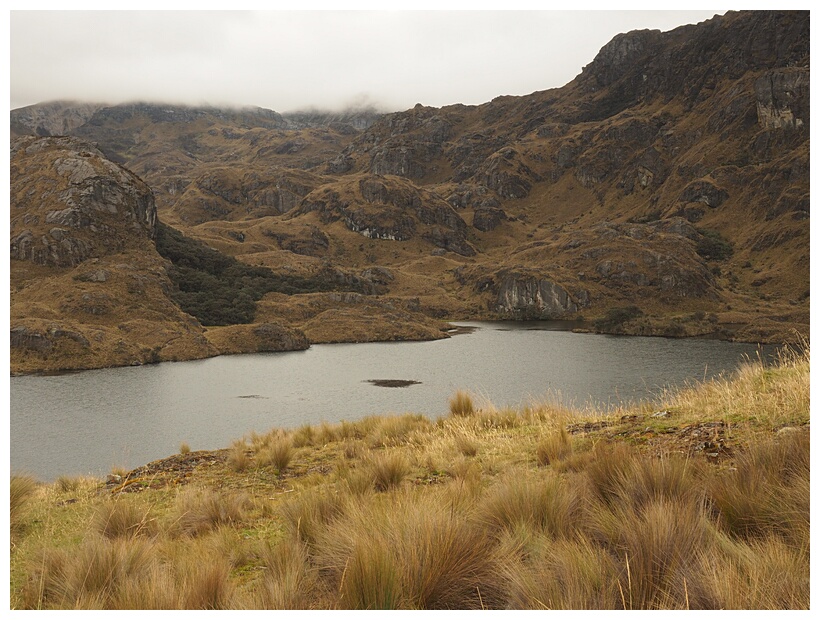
top-left (10, 321), bottom-right (777, 481)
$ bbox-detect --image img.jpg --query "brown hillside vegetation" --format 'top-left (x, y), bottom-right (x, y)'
top-left (9, 10), bottom-right (809, 373)
top-left (10, 347), bottom-right (809, 609)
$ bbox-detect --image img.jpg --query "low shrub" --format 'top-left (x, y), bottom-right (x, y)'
top-left (696, 229), bottom-right (734, 261)
top-left (594, 306), bottom-right (643, 331)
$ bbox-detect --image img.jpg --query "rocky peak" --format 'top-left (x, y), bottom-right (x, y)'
top-left (582, 29), bottom-right (661, 88)
top-left (10, 100), bottom-right (103, 137)
top-left (82, 102), bottom-right (288, 128)
top-left (10, 136), bottom-right (157, 267)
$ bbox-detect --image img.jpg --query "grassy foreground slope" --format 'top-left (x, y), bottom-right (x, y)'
top-left (10, 348), bottom-right (809, 609)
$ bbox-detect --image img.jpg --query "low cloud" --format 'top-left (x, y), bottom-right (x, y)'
top-left (10, 10), bottom-right (722, 113)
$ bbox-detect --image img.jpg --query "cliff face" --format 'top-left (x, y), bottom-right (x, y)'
top-left (9, 11), bottom-right (810, 371)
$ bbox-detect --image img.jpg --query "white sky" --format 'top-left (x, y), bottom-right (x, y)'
top-left (9, 7), bottom-right (729, 113)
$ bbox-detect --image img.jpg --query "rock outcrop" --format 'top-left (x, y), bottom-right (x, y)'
top-left (493, 271), bottom-right (589, 319)
top-left (755, 68), bottom-right (810, 130)
top-left (293, 174), bottom-right (475, 256)
top-left (10, 136), bottom-right (157, 267)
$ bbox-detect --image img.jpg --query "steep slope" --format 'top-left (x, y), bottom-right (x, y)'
top-left (9, 136), bottom-right (216, 372)
top-left (8, 137), bottom-right (330, 374)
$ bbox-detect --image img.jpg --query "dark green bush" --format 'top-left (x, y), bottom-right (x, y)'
top-left (594, 306), bottom-right (643, 331)
top-left (155, 223), bottom-right (372, 326)
top-left (696, 229), bottom-right (734, 261)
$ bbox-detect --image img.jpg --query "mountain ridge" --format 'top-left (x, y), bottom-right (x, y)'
top-left (9, 10), bottom-right (809, 373)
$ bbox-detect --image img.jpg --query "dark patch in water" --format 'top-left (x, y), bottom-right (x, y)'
top-left (237, 394), bottom-right (267, 399)
top-left (366, 379), bottom-right (422, 388)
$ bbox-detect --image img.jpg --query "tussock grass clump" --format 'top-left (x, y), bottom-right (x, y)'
top-left (449, 390), bottom-right (475, 417)
top-left (280, 488), bottom-right (346, 546)
top-left (689, 532), bottom-right (810, 609)
top-left (22, 537), bottom-right (156, 610)
top-left (584, 442), bottom-right (639, 506)
top-left (178, 557), bottom-right (237, 609)
top-left (369, 452), bottom-right (411, 492)
top-left (314, 492), bottom-right (506, 609)
top-left (338, 537), bottom-right (403, 609)
top-left (446, 458), bottom-right (482, 484)
top-left (368, 414), bottom-right (432, 448)
top-left (589, 498), bottom-right (708, 609)
top-left (587, 450), bottom-right (701, 512)
top-left (93, 499), bottom-right (157, 539)
top-left (256, 436), bottom-right (294, 472)
top-left (11, 474), bottom-right (38, 536)
top-left (708, 429), bottom-right (809, 542)
top-left (255, 538), bottom-right (323, 609)
top-left (504, 536), bottom-right (622, 609)
top-left (343, 439), bottom-right (365, 460)
top-left (179, 442), bottom-right (191, 455)
top-left (536, 427), bottom-right (573, 466)
top-left (291, 424), bottom-right (316, 448)
top-left (170, 487), bottom-right (248, 538)
top-left (226, 441), bottom-right (250, 473)
top-left (453, 433), bottom-right (480, 457)
top-left (476, 407), bottom-right (521, 429)
top-left (478, 471), bottom-right (585, 539)
top-left (339, 465), bottom-right (376, 496)
top-left (54, 475), bottom-right (84, 494)
top-left (113, 564), bottom-right (181, 609)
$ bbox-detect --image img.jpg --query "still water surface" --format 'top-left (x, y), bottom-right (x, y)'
top-left (10, 321), bottom-right (776, 481)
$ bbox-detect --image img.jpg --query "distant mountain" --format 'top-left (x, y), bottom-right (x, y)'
top-left (9, 10), bottom-right (809, 373)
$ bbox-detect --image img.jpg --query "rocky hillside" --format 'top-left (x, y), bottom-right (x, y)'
top-left (9, 137), bottom-right (415, 374)
top-left (10, 10), bottom-right (809, 373)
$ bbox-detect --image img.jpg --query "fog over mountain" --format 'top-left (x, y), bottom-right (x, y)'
top-left (11, 10), bottom-right (724, 113)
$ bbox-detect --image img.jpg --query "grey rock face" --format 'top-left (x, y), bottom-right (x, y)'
top-left (295, 175), bottom-right (475, 256)
top-left (472, 207), bottom-right (507, 232)
top-left (10, 325), bottom-right (90, 353)
top-left (756, 68), bottom-right (809, 130)
top-left (678, 180), bottom-right (729, 209)
top-left (494, 272), bottom-right (589, 319)
top-left (473, 147), bottom-right (540, 199)
top-left (251, 323), bottom-right (310, 352)
top-left (10, 136), bottom-right (157, 267)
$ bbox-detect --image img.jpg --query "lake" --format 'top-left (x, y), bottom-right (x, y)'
top-left (10, 321), bottom-right (777, 481)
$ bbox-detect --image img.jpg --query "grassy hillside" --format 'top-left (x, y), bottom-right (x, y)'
top-left (10, 347), bottom-right (809, 609)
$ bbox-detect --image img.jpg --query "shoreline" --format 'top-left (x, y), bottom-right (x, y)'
top-left (10, 316), bottom-right (803, 378)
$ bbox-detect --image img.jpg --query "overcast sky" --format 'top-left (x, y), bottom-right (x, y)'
top-left (10, 9), bottom-right (726, 114)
